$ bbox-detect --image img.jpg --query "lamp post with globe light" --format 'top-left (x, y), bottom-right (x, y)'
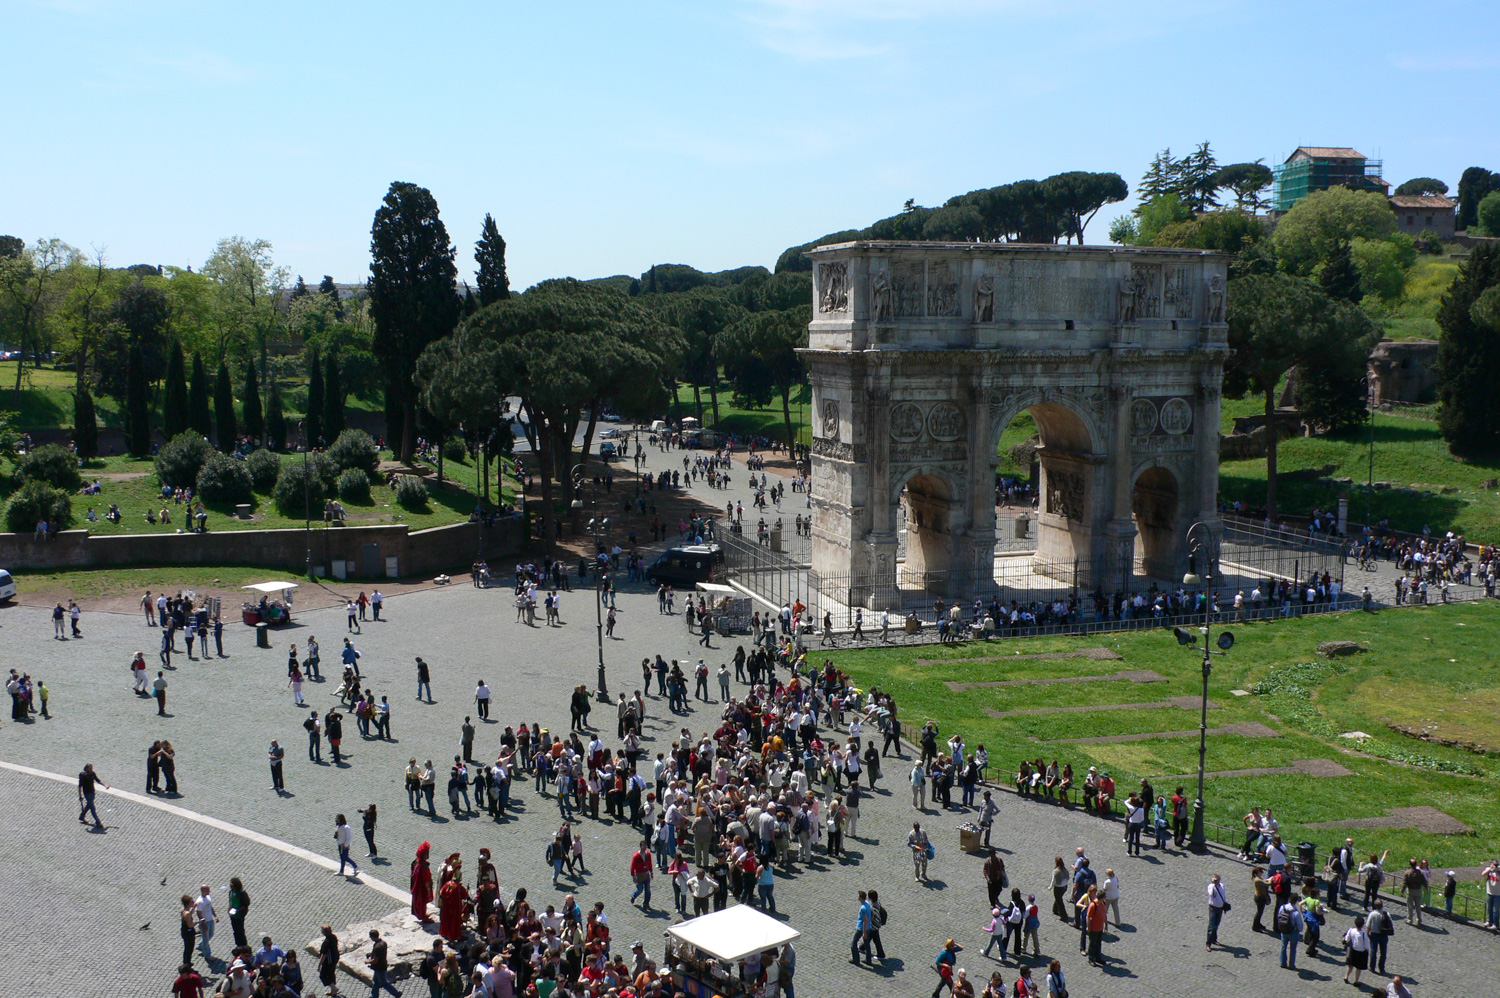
top-left (1175, 520), bottom-right (1234, 853)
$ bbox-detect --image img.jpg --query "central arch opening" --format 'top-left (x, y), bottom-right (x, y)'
top-left (1132, 465), bottom-right (1180, 580)
top-left (900, 473), bottom-right (955, 591)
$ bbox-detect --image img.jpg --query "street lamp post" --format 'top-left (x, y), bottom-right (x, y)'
top-left (1178, 520), bottom-right (1233, 854)
top-left (302, 425), bottom-right (312, 579)
top-left (586, 514), bottom-right (611, 703)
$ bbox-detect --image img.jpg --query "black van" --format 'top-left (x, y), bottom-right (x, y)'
top-left (645, 544), bottom-right (725, 586)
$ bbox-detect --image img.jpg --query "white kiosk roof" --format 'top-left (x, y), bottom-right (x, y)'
top-left (666, 905), bottom-right (799, 963)
top-left (241, 581), bottom-right (301, 593)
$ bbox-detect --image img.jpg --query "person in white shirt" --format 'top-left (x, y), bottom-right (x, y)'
top-left (194, 885), bottom-right (217, 962)
top-left (1342, 914), bottom-right (1370, 986)
top-left (1102, 870), bottom-right (1121, 927)
top-left (334, 814), bottom-right (358, 877)
top-left (1206, 874), bottom-right (1227, 951)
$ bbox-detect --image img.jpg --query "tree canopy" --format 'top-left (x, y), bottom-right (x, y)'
top-left (1394, 177), bottom-right (1449, 197)
top-left (1270, 187), bottom-right (1397, 276)
top-left (368, 181), bottom-right (460, 462)
top-left (475, 212), bottom-right (511, 306)
top-left (1437, 243), bottom-right (1500, 456)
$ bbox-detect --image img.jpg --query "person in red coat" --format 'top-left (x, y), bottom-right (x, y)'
top-left (410, 841), bottom-right (434, 923)
top-left (438, 853), bottom-right (469, 942)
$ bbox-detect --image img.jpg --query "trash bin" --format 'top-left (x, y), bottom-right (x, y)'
top-left (1297, 841), bottom-right (1318, 880)
top-left (958, 823), bottom-right (982, 853)
top-left (256, 622), bottom-right (270, 648)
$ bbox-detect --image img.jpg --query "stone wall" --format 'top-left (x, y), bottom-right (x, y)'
top-left (0, 519), bottom-right (519, 578)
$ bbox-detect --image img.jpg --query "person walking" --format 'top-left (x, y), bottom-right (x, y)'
top-left (1343, 915), bottom-right (1370, 986)
top-left (77, 763), bottom-right (107, 828)
top-left (305, 712), bottom-right (322, 762)
top-left (346, 599), bottom-right (359, 632)
top-left (365, 928), bottom-right (401, 997)
top-left (851, 889), bottom-right (883, 964)
top-left (416, 657), bottom-right (432, 702)
top-left (1051, 856), bottom-right (1071, 919)
top-left (1102, 869), bottom-right (1121, 927)
top-left (1275, 897), bottom-right (1303, 969)
top-left (474, 680), bottom-right (491, 720)
top-left (371, 589), bottom-right (383, 620)
top-left (910, 759), bottom-right (927, 810)
top-left (908, 821), bottom-right (931, 882)
top-left (461, 717), bottom-right (475, 763)
top-left (153, 671), bottom-right (168, 714)
top-left (932, 939), bottom-right (962, 998)
top-left (335, 814), bottom-right (359, 876)
top-left (1367, 899), bottom-right (1393, 974)
top-left (287, 664), bottom-right (305, 706)
top-left (268, 740), bottom-right (286, 793)
top-left (132, 652), bottom-right (149, 696)
top-left (1207, 873), bottom-right (1227, 951)
top-left (1402, 859), bottom-right (1426, 926)
top-left (629, 841), bottom-right (653, 910)
top-left (316, 925), bottom-right (342, 997)
top-left (178, 897), bottom-right (197, 969)
top-left (143, 590), bottom-right (157, 626)
top-left (359, 804), bottom-right (379, 857)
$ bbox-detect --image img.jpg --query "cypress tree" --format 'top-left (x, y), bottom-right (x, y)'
top-left (1319, 241), bottom-right (1363, 304)
top-left (318, 274), bottom-right (343, 319)
top-left (126, 344), bottom-right (150, 457)
top-left (1438, 243), bottom-right (1500, 455)
top-left (323, 351), bottom-right (345, 440)
top-left (266, 378), bottom-right (286, 451)
top-left (188, 352), bottom-right (212, 439)
top-left (73, 386), bottom-right (98, 459)
top-left (163, 340), bottom-right (189, 440)
top-left (475, 213), bottom-right (511, 305)
top-left (305, 347), bottom-right (324, 448)
top-left (242, 361), bottom-right (265, 446)
top-left (214, 360), bottom-right (237, 451)
top-left (383, 377), bottom-right (403, 457)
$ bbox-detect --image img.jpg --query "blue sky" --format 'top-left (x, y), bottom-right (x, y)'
top-left (3, 0), bottom-right (1496, 290)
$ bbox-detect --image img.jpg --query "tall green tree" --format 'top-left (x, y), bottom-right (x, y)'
top-left (1211, 162), bottom-right (1273, 211)
top-left (200, 236), bottom-right (287, 375)
top-left (1040, 172), bottom-right (1128, 244)
top-left (242, 361), bottom-right (264, 445)
top-left (1177, 142), bottom-right (1220, 213)
top-left (1271, 187), bottom-right (1398, 275)
top-left (72, 386), bottom-right (98, 458)
top-left (214, 361), bottom-right (237, 451)
top-left (1225, 274), bottom-right (1362, 521)
top-left (188, 352), bottom-right (212, 439)
top-left (672, 291), bottom-right (745, 425)
top-left (323, 351), bottom-right (345, 441)
top-left (1318, 241), bottom-right (1363, 303)
top-left (417, 325), bottom-right (510, 505)
top-left (0, 238), bottom-right (78, 406)
top-left (126, 344), bottom-right (150, 457)
top-left (718, 306), bottom-right (810, 449)
top-left (289, 274), bottom-right (309, 300)
top-left (475, 213), bottom-right (511, 306)
top-left (1456, 167), bottom-right (1497, 232)
top-left (163, 340), bottom-right (189, 440)
top-left (1437, 243), bottom-right (1500, 455)
top-left (265, 378), bottom-right (286, 451)
top-left (459, 280), bottom-right (678, 548)
top-left (1394, 177), bottom-right (1449, 197)
top-left (305, 347), bottom-right (324, 448)
top-left (317, 274), bottom-right (343, 319)
top-left (369, 181), bottom-right (460, 462)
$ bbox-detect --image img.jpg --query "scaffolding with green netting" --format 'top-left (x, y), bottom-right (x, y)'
top-left (1273, 155), bottom-right (1384, 212)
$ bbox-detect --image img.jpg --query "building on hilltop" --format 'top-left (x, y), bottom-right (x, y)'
top-left (1388, 194), bottom-right (1456, 238)
top-left (1272, 147), bottom-right (1387, 213)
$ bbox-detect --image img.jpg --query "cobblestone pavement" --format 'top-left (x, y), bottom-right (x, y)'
top-left (3, 572), bottom-right (1498, 997)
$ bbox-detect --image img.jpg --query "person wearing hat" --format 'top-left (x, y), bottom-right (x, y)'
top-left (932, 939), bottom-right (962, 998)
top-left (630, 940), bottom-right (649, 977)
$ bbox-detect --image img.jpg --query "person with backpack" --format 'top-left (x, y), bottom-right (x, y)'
top-left (1043, 959), bottom-right (1065, 998)
top-left (1361, 849), bottom-right (1390, 910)
top-left (982, 905), bottom-right (1008, 962)
top-left (1274, 898), bottom-right (1303, 969)
top-left (1171, 787), bottom-right (1190, 847)
top-left (852, 889), bottom-right (881, 964)
top-left (1367, 898), bottom-right (1394, 974)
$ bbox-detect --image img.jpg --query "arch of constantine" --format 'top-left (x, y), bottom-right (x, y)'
top-left (802, 241), bottom-right (1230, 609)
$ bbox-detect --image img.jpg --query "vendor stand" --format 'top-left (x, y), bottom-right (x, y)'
top-left (240, 581), bottom-right (298, 626)
top-left (695, 581), bottom-right (752, 634)
top-left (665, 905), bottom-right (799, 998)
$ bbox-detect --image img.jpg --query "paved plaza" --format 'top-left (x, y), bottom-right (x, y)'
top-left (2, 566), bottom-right (1498, 997)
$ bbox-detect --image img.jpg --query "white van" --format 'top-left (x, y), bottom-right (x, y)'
top-left (0, 569), bottom-right (16, 602)
top-left (650, 419), bottom-right (668, 434)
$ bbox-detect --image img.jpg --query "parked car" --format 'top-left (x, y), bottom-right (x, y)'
top-left (599, 441), bottom-right (617, 461)
top-left (600, 427), bottom-right (625, 440)
top-left (0, 569), bottom-right (17, 602)
top-left (645, 544), bottom-right (725, 587)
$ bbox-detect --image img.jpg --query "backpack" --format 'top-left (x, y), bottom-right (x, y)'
top-left (877, 903), bottom-right (889, 927)
top-left (303, 718), bottom-right (316, 733)
top-left (1274, 906), bottom-right (1292, 933)
top-left (545, 842), bottom-right (555, 863)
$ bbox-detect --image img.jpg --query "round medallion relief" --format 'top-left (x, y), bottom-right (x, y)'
top-left (926, 401), bottom-right (966, 441)
top-left (1130, 399), bottom-right (1158, 436)
top-left (1159, 397), bottom-right (1193, 434)
top-left (889, 402), bottom-right (924, 442)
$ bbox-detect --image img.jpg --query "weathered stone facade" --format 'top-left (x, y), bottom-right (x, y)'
top-left (802, 241), bottom-right (1229, 607)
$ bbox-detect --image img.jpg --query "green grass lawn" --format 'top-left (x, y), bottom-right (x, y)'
top-left (672, 382), bottom-right (811, 446)
top-left (58, 457), bottom-right (483, 535)
top-left (830, 601), bottom-right (1500, 869)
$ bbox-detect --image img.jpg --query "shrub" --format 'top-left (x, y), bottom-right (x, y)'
top-left (443, 437), bottom-right (468, 462)
top-left (327, 428), bottom-right (380, 477)
top-left (16, 443), bottom-right (82, 492)
top-left (154, 432), bottom-right (214, 489)
top-left (195, 452), bottom-right (254, 505)
top-left (6, 480), bottom-right (74, 533)
top-left (338, 467), bottom-right (371, 502)
top-left (272, 454), bottom-right (337, 518)
top-left (394, 474), bottom-right (428, 509)
top-left (245, 448), bottom-right (281, 491)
